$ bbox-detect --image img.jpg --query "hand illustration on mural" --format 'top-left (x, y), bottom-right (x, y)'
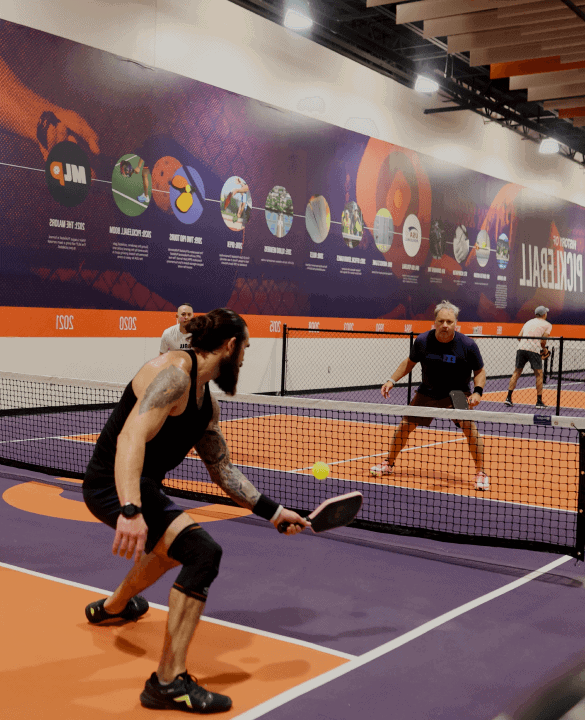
top-left (0, 55), bottom-right (100, 162)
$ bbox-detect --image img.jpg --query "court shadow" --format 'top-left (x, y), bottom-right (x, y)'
top-left (211, 608), bottom-right (397, 644)
top-left (213, 606), bottom-right (317, 629)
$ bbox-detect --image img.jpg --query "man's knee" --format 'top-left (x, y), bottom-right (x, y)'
top-left (168, 525), bottom-right (223, 602)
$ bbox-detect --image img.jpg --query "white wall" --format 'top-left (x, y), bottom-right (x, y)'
top-left (1, 0), bottom-right (583, 390)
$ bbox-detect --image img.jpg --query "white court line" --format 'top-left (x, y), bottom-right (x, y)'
top-left (231, 554), bottom-right (573, 720)
top-left (292, 436), bottom-right (467, 473)
top-left (0, 561), bottom-right (354, 660)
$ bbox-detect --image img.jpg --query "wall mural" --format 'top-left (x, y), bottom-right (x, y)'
top-left (0, 18), bottom-right (583, 333)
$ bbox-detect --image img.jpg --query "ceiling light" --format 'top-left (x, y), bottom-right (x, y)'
top-left (284, 8), bottom-right (313, 31)
top-left (539, 137), bottom-right (560, 154)
top-left (414, 75), bottom-right (439, 94)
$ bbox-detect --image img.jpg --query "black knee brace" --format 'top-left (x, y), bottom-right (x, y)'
top-left (168, 525), bottom-right (223, 602)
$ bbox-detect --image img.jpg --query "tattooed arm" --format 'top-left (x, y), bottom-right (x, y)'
top-left (195, 395), bottom-right (260, 509)
top-left (196, 396), bottom-right (310, 534)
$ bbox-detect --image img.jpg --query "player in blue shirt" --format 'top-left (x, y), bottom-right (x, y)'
top-left (371, 300), bottom-right (489, 491)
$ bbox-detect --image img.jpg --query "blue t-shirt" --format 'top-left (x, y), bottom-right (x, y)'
top-left (409, 330), bottom-right (484, 400)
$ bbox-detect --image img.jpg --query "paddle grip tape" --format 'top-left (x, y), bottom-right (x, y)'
top-left (168, 525), bottom-right (222, 602)
top-left (253, 494), bottom-right (281, 522)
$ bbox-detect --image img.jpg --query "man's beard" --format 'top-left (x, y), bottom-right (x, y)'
top-left (213, 352), bottom-right (241, 396)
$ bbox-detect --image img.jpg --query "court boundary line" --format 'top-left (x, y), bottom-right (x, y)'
top-left (0, 561), bottom-right (354, 660)
top-left (230, 554), bottom-right (573, 720)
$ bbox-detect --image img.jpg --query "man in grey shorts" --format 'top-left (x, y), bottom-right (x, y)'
top-left (505, 306), bottom-right (552, 409)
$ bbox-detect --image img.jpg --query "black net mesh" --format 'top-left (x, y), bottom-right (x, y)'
top-left (0, 372), bottom-right (583, 558)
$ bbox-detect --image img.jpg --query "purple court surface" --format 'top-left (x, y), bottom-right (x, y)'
top-left (3, 465), bottom-right (585, 719)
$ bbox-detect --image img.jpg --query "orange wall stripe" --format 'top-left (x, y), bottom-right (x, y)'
top-left (0, 307), bottom-right (583, 339)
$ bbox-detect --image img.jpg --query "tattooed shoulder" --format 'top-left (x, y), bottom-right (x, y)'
top-left (139, 365), bottom-right (189, 414)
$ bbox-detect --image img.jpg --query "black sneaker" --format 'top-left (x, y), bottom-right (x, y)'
top-left (140, 672), bottom-right (232, 713)
top-left (535, 400), bottom-right (547, 408)
top-left (504, 398), bottom-right (513, 407)
top-left (85, 595), bottom-right (149, 624)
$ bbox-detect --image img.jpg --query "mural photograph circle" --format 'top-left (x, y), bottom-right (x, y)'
top-left (265, 186), bottom-right (293, 238)
top-left (402, 214), bottom-right (422, 258)
top-left (475, 229), bottom-right (491, 268)
top-left (112, 154), bottom-right (152, 217)
top-left (373, 208), bottom-right (394, 253)
top-left (429, 219), bottom-right (447, 259)
top-left (497, 232), bottom-right (509, 270)
top-left (221, 176), bottom-right (252, 232)
top-left (169, 165), bottom-right (205, 224)
top-left (453, 225), bottom-right (469, 264)
top-left (305, 195), bottom-right (330, 244)
top-left (342, 201), bottom-right (364, 248)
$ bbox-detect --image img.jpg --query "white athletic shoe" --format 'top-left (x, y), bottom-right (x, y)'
top-left (475, 472), bottom-right (490, 491)
top-left (370, 463), bottom-right (394, 477)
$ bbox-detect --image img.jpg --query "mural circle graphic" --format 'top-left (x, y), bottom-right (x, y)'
top-left (305, 195), bottom-right (330, 244)
top-left (265, 186), bottom-right (293, 238)
top-left (221, 176), bottom-right (252, 232)
top-left (373, 209), bottom-right (394, 253)
top-left (45, 141), bottom-right (91, 207)
top-left (402, 214), bottom-right (422, 258)
top-left (475, 229), bottom-right (491, 268)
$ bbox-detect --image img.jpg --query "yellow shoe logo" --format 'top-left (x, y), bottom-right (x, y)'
top-left (173, 695), bottom-right (193, 709)
top-left (90, 608), bottom-right (95, 616)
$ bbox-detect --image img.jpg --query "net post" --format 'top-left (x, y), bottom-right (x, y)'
top-left (407, 332), bottom-right (414, 404)
top-left (577, 428), bottom-right (585, 561)
top-left (280, 323), bottom-right (288, 397)
top-left (556, 337), bottom-right (564, 416)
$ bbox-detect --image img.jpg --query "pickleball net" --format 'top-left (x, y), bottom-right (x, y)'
top-left (0, 371), bottom-right (583, 558)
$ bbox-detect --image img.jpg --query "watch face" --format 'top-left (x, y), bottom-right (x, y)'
top-left (122, 503), bottom-right (140, 518)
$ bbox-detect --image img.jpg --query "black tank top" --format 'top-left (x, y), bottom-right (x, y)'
top-left (84, 351), bottom-right (213, 486)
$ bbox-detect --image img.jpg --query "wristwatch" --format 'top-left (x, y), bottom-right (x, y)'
top-left (121, 502), bottom-right (142, 518)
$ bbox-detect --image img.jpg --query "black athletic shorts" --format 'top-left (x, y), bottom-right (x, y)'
top-left (515, 349), bottom-right (542, 372)
top-left (83, 476), bottom-right (184, 554)
top-left (405, 391), bottom-right (470, 428)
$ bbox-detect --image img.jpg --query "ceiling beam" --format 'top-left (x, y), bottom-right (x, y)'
top-left (543, 38), bottom-right (585, 52)
top-left (472, 39), bottom-right (585, 65)
top-left (562, 51), bottom-right (585, 62)
top-left (543, 96), bottom-right (585, 109)
top-left (448, 27), bottom-right (522, 53)
top-left (471, 44), bottom-right (549, 66)
top-left (424, 11), bottom-right (514, 37)
top-left (497, 0), bottom-right (585, 17)
top-left (527, 82), bottom-right (585, 101)
top-left (396, 0), bottom-right (540, 25)
top-left (511, 67), bottom-right (585, 90)
top-left (449, 25), bottom-right (585, 53)
top-left (522, 18), bottom-right (585, 36)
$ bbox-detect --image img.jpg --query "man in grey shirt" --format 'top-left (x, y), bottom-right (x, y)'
top-left (160, 303), bottom-right (194, 354)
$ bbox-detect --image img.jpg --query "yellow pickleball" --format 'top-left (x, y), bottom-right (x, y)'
top-left (312, 462), bottom-right (330, 480)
